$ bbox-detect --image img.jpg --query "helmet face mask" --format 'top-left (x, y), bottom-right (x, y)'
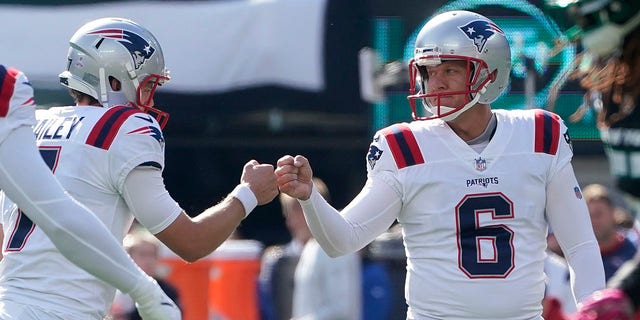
top-left (408, 55), bottom-right (493, 121)
top-left (59, 17), bottom-right (171, 128)
top-left (136, 74), bottom-right (170, 128)
top-left (407, 10), bottom-right (511, 121)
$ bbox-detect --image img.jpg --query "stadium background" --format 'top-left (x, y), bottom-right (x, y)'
top-left (0, 0), bottom-right (609, 256)
top-left (0, 0), bottom-right (616, 319)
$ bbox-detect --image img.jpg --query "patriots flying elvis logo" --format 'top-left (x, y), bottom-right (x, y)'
top-left (128, 126), bottom-right (164, 143)
top-left (367, 145), bottom-right (383, 170)
top-left (89, 29), bottom-right (155, 70)
top-left (458, 19), bottom-right (504, 53)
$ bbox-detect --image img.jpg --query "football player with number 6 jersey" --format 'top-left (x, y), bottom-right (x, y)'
top-left (275, 10), bottom-right (605, 319)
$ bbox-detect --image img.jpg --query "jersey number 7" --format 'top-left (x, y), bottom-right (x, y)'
top-left (5, 146), bottom-right (61, 251)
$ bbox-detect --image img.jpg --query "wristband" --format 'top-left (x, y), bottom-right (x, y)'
top-left (230, 183), bottom-right (258, 218)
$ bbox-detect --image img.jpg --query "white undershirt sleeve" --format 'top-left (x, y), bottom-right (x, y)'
top-left (0, 125), bottom-right (152, 295)
top-left (121, 166), bottom-right (183, 235)
top-left (545, 162), bottom-right (606, 303)
top-left (299, 176), bottom-right (400, 257)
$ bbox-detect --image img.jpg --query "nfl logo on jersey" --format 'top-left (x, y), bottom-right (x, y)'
top-left (574, 186), bottom-right (583, 199)
top-left (474, 157), bottom-right (487, 171)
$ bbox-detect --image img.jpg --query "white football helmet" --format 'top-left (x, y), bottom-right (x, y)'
top-left (59, 17), bottom-right (171, 128)
top-left (407, 10), bottom-right (511, 121)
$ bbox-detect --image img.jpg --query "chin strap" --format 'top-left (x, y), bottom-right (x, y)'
top-left (434, 85), bottom-right (487, 122)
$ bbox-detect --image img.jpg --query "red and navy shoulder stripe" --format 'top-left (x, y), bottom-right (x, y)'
top-left (86, 105), bottom-right (144, 150)
top-left (533, 109), bottom-right (561, 155)
top-left (382, 123), bottom-right (425, 169)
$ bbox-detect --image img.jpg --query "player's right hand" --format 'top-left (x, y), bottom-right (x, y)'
top-left (241, 160), bottom-right (279, 205)
top-left (135, 280), bottom-right (182, 320)
top-left (275, 155), bottom-right (313, 200)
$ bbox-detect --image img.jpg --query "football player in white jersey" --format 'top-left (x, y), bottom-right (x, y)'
top-left (0, 18), bottom-right (278, 320)
top-left (0, 65), bottom-right (180, 320)
top-left (275, 10), bottom-right (605, 319)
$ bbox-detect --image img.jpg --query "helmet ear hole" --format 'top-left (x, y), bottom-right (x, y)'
top-left (417, 65), bottom-right (428, 80)
top-left (109, 76), bottom-right (122, 91)
top-left (489, 69), bottom-right (498, 83)
top-left (416, 66), bottom-right (428, 93)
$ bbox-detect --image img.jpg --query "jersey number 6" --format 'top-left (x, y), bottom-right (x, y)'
top-left (456, 192), bottom-right (515, 278)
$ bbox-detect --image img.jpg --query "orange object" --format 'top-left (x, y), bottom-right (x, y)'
top-left (160, 258), bottom-right (210, 320)
top-left (159, 240), bottom-right (263, 320)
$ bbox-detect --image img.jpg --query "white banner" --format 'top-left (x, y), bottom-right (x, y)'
top-left (0, 0), bottom-right (326, 93)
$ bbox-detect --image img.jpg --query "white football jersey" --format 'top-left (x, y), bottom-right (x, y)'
top-left (367, 109), bottom-right (573, 319)
top-left (0, 66), bottom-right (35, 142)
top-left (0, 105), bottom-right (171, 319)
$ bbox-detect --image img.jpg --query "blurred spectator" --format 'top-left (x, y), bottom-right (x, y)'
top-left (543, 183), bottom-right (640, 319)
top-left (292, 235), bottom-right (361, 320)
top-left (258, 178), bottom-right (317, 320)
top-left (616, 206), bottom-right (640, 250)
top-left (109, 228), bottom-right (182, 320)
top-left (259, 177), bottom-right (387, 320)
top-left (288, 178), bottom-right (361, 320)
top-left (584, 183), bottom-right (638, 281)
